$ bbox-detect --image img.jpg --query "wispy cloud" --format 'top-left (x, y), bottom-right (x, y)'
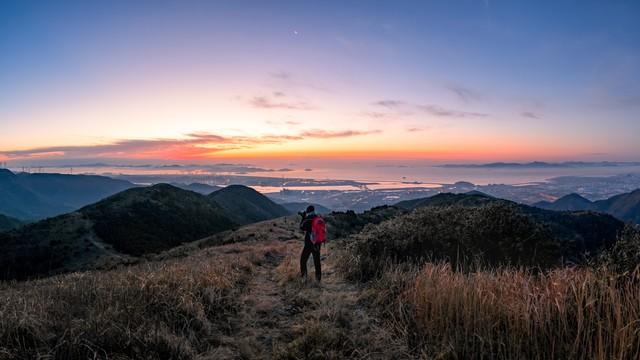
top-left (416, 105), bottom-right (488, 118)
top-left (372, 100), bottom-right (407, 109)
top-left (372, 99), bottom-right (488, 118)
top-left (521, 111), bottom-right (541, 119)
top-left (270, 71), bottom-right (330, 92)
top-left (406, 127), bottom-right (430, 132)
top-left (249, 96), bottom-right (313, 110)
top-left (1, 129), bottom-right (381, 160)
top-left (447, 85), bottom-right (483, 103)
top-left (300, 129), bottom-right (381, 138)
top-left (266, 119), bottom-right (302, 126)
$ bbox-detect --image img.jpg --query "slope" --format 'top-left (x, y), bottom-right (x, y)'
top-left (209, 185), bottom-right (291, 225)
top-left (0, 169), bottom-right (135, 219)
top-left (0, 213), bottom-right (23, 232)
top-left (0, 184), bottom-right (236, 280)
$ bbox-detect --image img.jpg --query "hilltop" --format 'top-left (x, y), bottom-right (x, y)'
top-left (209, 185), bottom-right (291, 225)
top-left (396, 191), bottom-right (496, 209)
top-left (0, 184), bottom-right (236, 279)
top-left (170, 182), bottom-right (222, 194)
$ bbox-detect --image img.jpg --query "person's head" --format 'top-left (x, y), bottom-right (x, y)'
top-left (305, 205), bottom-right (315, 214)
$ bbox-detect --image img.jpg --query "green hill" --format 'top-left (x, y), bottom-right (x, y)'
top-left (0, 184), bottom-right (236, 280)
top-left (81, 184), bottom-right (236, 255)
top-left (209, 185), bottom-right (291, 225)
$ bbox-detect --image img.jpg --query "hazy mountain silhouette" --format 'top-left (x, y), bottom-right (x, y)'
top-left (0, 169), bottom-right (135, 220)
top-left (0, 184), bottom-right (236, 280)
top-left (0, 213), bottom-right (23, 232)
top-left (535, 189), bottom-right (640, 223)
top-left (534, 193), bottom-right (595, 211)
top-left (208, 185), bottom-right (291, 225)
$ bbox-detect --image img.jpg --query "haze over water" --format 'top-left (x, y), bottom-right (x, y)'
top-left (16, 162), bottom-right (640, 189)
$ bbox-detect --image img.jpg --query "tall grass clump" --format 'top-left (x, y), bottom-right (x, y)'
top-left (398, 264), bottom-right (640, 359)
top-left (0, 246), bottom-right (262, 359)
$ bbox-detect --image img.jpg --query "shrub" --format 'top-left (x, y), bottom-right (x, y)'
top-left (340, 203), bottom-right (563, 281)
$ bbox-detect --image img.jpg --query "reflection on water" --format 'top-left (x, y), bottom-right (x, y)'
top-left (252, 181), bottom-right (442, 193)
top-left (11, 163), bottom-right (640, 191)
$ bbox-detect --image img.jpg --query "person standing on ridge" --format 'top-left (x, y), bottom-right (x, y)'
top-left (299, 205), bottom-right (326, 282)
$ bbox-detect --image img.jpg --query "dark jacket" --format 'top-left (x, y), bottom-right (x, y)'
top-left (300, 213), bottom-right (317, 243)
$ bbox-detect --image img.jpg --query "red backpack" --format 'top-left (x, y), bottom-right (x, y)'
top-left (310, 216), bottom-right (326, 244)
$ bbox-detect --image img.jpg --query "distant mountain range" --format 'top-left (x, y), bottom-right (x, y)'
top-left (535, 189), bottom-right (640, 224)
top-left (438, 161), bottom-right (640, 169)
top-left (0, 183), bottom-right (291, 280)
top-left (0, 169), bottom-right (135, 220)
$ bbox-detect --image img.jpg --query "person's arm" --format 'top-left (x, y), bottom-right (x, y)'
top-left (300, 217), bottom-right (313, 232)
top-left (299, 214), bottom-right (306, 231)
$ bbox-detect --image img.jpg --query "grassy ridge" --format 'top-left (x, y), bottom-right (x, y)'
top-left (0, 242), bottom-right (278, 359)
top-left (340, 206), bottom-right (640, 359)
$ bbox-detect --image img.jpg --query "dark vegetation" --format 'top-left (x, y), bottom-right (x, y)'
top-left (324, 205), bottom-right (404, 239)
top-left (340, 199), bottom-right (624, 281)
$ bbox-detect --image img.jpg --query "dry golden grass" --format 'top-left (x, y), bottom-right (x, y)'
top-left (0, 242), bottom-right (280, 360)
top-left (387, 263), bottom-right (640, 360)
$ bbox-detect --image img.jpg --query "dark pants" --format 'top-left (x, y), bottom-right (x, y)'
top-left (300, 240), bottom-right (322, 281)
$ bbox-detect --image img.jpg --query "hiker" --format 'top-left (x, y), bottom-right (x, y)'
top-left (299, 205), bottom-right (326, 282)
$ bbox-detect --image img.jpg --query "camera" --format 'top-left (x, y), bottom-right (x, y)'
top-left (298, 211), bottom-right (306, 218)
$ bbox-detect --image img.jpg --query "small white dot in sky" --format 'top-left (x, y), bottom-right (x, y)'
top-left (293, 30), bottom-right (299, 35)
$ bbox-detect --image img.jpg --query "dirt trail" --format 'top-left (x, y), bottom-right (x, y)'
top-left (213, 239), bottom-right (394, 359)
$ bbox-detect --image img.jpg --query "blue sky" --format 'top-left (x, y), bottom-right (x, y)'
top-left (1, 0), bottom-right (639, 163)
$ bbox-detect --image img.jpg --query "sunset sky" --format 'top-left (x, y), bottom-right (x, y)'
top-left (1, 0), bottom-right (639, 165)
